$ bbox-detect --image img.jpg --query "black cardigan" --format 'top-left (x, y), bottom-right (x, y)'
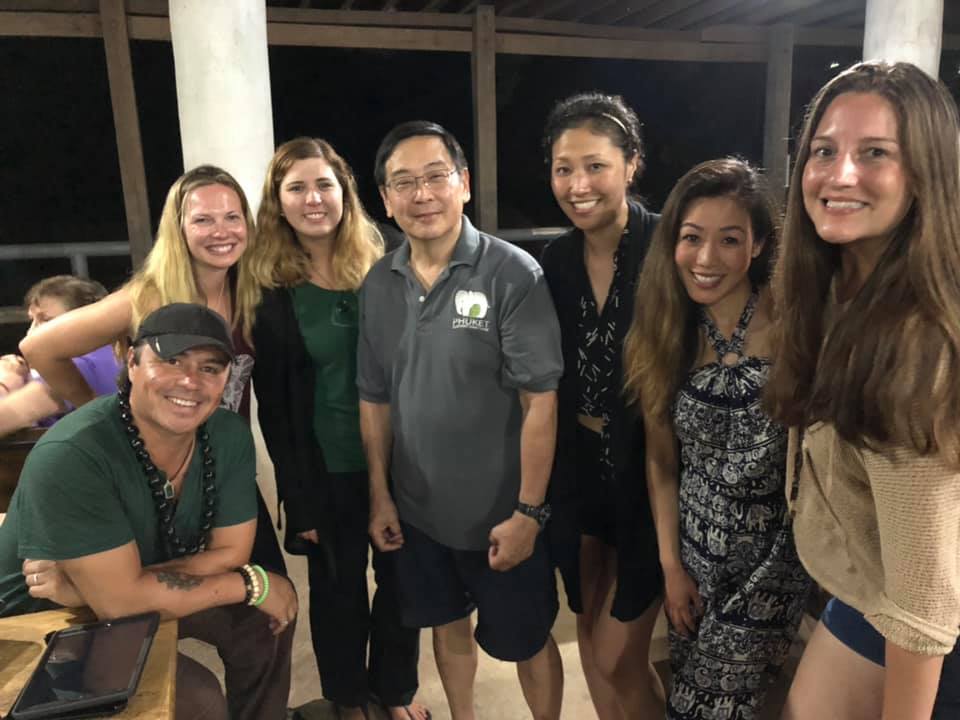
top-left (540, 200), bottom-right (662, 592)
top-left (252, 286), bottom-right (337, 563)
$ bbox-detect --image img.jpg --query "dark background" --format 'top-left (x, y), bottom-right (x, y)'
top-left (1, 37), bottom-right (959, 345)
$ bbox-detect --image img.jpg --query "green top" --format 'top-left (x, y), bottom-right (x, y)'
top-left (0, 394), bottom-right (257, 617)
top-left (291, 283), bottom-right (366, 473)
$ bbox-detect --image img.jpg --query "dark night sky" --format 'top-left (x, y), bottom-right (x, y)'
top-left (2, 37), bottom-right (959, 320)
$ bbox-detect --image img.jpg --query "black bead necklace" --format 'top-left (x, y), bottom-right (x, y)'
top-left (118, 386), bottom-right (217, 559)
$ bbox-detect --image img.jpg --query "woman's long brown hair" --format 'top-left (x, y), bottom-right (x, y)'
top-left (623, 157), bottom-right (779, 419)
top-left (764, 61), bottom-right (960, 464)
top-left (250, 137), bottom-right (383, 291)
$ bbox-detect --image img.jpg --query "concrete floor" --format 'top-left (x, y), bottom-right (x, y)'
top-left (181, 398), bottom-right (808, 719)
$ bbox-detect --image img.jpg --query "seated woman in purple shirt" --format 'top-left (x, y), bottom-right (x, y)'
top-left (0, 275), bottom-right (119, 436)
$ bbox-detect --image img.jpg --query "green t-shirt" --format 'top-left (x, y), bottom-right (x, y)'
top-left (291, 283), bottom-right (366, 473)
top-left (0, 394), bottom-right (257, 617)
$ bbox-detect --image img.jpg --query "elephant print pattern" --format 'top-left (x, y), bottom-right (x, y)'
top-left (667, 291), bottom-right (811, 720)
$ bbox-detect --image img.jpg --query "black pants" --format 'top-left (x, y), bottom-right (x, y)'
top-left (252, 488), bottom-right (287, 575)
top-left (307, 471), bottom-right (420, 708)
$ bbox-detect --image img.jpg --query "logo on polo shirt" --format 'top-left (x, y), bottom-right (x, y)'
top-left (452, 290), bottom-right (491, 331)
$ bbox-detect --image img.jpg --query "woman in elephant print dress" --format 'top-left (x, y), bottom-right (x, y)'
top-left (623, 158), bottom-right (810, 719)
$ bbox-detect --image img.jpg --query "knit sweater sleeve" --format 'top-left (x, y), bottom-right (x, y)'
top-left (862, 444), bottom-right (960, 655)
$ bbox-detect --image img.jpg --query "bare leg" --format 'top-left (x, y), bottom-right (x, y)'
top-left (432, 617), bottom-right (478, 720)
top-left (592, 590), bottom-right (664, 718)
top-left (781, 620), bottom-right (883, 720)
top-left (517, 634), bottom-right (564, 720)
top-left (577, 536), bottom-right (625, 720)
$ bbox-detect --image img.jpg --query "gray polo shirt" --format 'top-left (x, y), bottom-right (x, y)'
top-left (357, 216), bottom-right (563, 550)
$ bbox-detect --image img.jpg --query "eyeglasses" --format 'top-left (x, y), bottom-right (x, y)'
top-left (385, 168), bottom-right (460, 197)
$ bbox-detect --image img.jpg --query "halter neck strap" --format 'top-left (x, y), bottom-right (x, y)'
top-left (700, 288), bottom-right (759, 361)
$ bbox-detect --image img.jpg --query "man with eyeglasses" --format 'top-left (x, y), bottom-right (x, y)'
top-left (357, 121), bottom-right (564, 720)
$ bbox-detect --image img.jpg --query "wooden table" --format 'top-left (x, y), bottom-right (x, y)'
top-left (0, 608), bottom-right (177, 719)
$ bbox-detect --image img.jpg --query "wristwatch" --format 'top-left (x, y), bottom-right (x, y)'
top-left (516, 501), bottom-right (552, 529)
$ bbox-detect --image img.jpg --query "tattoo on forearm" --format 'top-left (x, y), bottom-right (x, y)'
top-left (152, 571), bottom-right (202, 591)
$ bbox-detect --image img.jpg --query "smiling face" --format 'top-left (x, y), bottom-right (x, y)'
top-left (674, 195), bottom-right (762, 307)
top-left (278, 156), bottom-right (344, 245)
top-left (128, 345), bottom-right (230, 440)
top-left (380, 135), bottom-right (470, 246)
top-left (802, 91), bottom-right (913, 252)
top-left (182, 184), bottom-right (248, 274)
top-left (550, 125), bottom-right (638, 235)
top-left (26, 295), bottom-right (70, 335)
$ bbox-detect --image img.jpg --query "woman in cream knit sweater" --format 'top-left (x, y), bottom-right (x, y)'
top-left (766, 61), bottom-right (960, 719)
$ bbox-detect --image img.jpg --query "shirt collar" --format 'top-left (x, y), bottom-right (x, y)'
top-left (390, 215), bottom-right (481, 274)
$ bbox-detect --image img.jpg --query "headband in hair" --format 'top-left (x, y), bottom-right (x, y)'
top-left (600, 112), bottom-right (629, 136)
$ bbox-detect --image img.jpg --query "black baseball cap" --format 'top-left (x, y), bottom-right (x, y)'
top-left (133, 303), bottom-right (235, 361)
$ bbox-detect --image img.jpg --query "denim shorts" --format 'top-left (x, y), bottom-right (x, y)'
top-left (822, 597), bottom-right (885, 666)
top-left (822, 597), bottom-right (960, 716)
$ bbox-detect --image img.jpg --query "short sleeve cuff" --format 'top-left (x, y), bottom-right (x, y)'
top-left (358, 387), bottom-right (391, 404)
top-left (512, 373), bottom-right (561, 393)
top-left (866, 603), bottom-right (960, 656)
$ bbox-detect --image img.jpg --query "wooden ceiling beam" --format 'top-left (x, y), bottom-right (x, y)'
top-left (497, 15), bottom-right (696, 40)
top-left (784, 0), bottom-right (864, 27)
top-left (728, 0), bottom-right (843, 26)
top-left (581, 0), bottom-right (660, 25)
top-left (0, 9), bottom-right (98, 35)
top-left (497, 31), bottom-right (766, 61)
top-left (622, 0), bottom-right (701, 27)
top-left (265, 7), bottom-right (473, 27)
top-left (678, 0), bottom-right (760, 28)
top-left (507, 0), bottom-right (579, 20)
top-left (497, 0), bottom-right (530, 17)
top-left (566, 1), bottom-right (619, 22)
top-left (642, 0), bottom-right (744, 29)
top-left (0, 0), bottom-right (95, 9)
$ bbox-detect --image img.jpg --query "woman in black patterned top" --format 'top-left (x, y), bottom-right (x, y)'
top-left (540, 92), bottom-right (663, 719)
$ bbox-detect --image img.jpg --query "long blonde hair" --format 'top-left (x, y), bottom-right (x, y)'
top-left (251, 137), bottom-right (383, 289)
top-left (127, 165), bottom-right (263, 343)
top-left (765, 62), bottom-right (960, 463)
top-left (623, 158), bottom-right (779, 419)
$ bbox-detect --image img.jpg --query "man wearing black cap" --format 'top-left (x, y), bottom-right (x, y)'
top-left (0, 303), bottom-right (297, 720)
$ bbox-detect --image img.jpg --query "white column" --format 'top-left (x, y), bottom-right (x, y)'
top-left (863, 0), bottom-right (943, 78)
top-left (169, 0), bottom-right (274, 213)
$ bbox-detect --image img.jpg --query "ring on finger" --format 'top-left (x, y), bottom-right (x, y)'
top-left (33, 573), bottom-right (39, 585)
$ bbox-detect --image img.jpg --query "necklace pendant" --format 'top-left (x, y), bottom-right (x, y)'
top-left (162, 480), bottom-right (175, 500)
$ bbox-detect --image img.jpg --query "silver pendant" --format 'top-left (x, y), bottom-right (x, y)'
top-left (162, 480), bottom-right (175, 500)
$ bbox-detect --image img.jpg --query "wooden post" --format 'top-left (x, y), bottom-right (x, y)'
top-left (762, 24), bottom-right (794, 198)
top-left (99, 0), bottom-right (152, 267)
top-left (471, 5), bottom-right (498, 234)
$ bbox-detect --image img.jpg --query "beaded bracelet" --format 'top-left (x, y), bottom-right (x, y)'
top-left (236, 564), bottom-right (264, 606)
top-left (251, 564), bottom-right (270, 607)
top-left (236, 564), bottom-right (255, 605)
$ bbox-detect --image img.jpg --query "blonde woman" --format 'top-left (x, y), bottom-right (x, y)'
top-left (19, 165), bottom-right (285, 573)
top-left (251, 138), bottom-right (427, 720)
top-left (767, 61), bottom-right (960, 719)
